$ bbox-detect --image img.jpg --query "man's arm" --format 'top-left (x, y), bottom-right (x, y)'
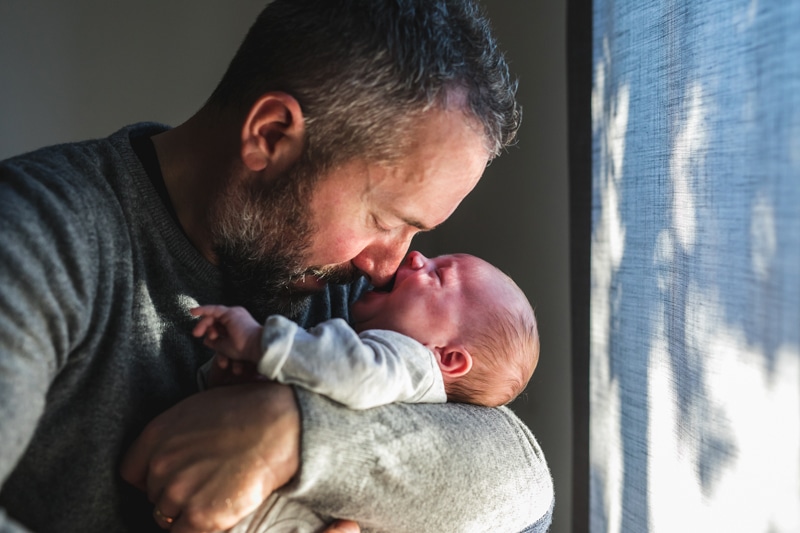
top-left (120, 383), bottom-right (301, 533)
top-left (0, 159), bottom-right (101, 532)
top-left (122, 383), bottom-right (554, 533)
top-left (288, 390), bottom-right (554, 533)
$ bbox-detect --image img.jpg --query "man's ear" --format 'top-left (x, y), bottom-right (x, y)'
top-left (240, 92), bottom-right (305, 173)
top-left (432, 345), bottom-right (473, 379)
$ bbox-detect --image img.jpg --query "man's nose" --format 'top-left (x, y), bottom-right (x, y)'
top-left (352, 236), bottom-right (415, 288)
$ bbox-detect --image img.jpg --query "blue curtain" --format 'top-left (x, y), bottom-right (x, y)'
top-left (589, 1), bottom-right (800, 531)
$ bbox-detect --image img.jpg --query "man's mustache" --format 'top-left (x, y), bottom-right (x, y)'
top-left (293, 263), bottom-right (363, 286)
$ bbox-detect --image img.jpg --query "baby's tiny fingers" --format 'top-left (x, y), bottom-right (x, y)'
top-left (192, 315), bottom-right (216, 336)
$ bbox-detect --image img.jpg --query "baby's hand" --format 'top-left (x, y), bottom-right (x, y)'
top-left (191, 307), bottom-right (227, 341)
top-left (190, 305), bottom-right (263, 363)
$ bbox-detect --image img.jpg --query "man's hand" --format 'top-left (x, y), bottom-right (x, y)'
top-left (207, 354), bottom-right (265, 387)
top-left (120, 382), bottom-right (300, 533)
top-left (325, 520), bottom-right (360, 533)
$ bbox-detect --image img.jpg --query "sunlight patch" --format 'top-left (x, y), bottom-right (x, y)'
top-left (670, 83), bottom-right (707, 252)
top-left (648, 282), bottom-right (800, 532)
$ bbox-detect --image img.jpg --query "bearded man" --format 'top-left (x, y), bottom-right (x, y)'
top-left (0, 1), bottom-right (554, 532)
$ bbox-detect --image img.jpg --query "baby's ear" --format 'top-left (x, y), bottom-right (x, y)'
top-left (432, 345), bottom-right (473, 378)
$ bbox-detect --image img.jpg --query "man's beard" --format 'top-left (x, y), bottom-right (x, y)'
top-left (211, 161), bottom-right (360, 322)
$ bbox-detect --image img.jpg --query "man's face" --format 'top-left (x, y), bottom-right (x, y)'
top-left (297, 102), bottom-right (491, 290)
top-left (213, 101), bottom-right (490, 319)
top-left (211, 157), bottom-right (318, 319)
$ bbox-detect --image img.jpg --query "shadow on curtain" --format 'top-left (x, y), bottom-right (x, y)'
top-left (587, 1), bottom-right (800, 531)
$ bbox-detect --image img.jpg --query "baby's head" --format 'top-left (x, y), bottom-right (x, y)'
top-left (351, 251), bottom-right (539, 407)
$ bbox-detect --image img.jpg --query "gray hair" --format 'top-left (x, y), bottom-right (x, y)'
top-left (207, 0), bottom-right (520, 171)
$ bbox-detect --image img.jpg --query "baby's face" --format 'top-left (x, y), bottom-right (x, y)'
top-left (350, 251), bottom-right (502, 347)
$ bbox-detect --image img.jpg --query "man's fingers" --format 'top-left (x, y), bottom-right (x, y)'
top-left (121, 384), bottom-right (300, 533)
top-left (119, 426), bottom-right (155, 491)
top-left (152, 505), bottom-right (181, 530)
top-left (324, 519), bottom-right (361, 533)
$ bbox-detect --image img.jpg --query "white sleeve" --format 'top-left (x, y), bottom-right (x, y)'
top-left (256, 315), bottom-right (446, 409)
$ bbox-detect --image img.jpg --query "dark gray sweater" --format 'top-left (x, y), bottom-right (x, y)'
top-left (0, 123), bottom-right (553, 532)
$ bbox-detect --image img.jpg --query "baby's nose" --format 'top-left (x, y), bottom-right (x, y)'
top-left (405, 250), bottom-right (426, 270)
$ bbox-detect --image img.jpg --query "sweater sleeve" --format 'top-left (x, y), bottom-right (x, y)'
top-left (256, 316), bottom-right (446, 409)
top-left (286, 393), bottom-right (554, 533)
top-left (0, 158), bottom-right (97, 532)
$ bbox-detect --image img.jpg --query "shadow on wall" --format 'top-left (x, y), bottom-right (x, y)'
top-left (590, 1), bottom-right (800, 532)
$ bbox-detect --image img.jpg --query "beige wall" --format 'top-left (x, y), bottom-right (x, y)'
top-left (0, 2), bottom-right (571, 531)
